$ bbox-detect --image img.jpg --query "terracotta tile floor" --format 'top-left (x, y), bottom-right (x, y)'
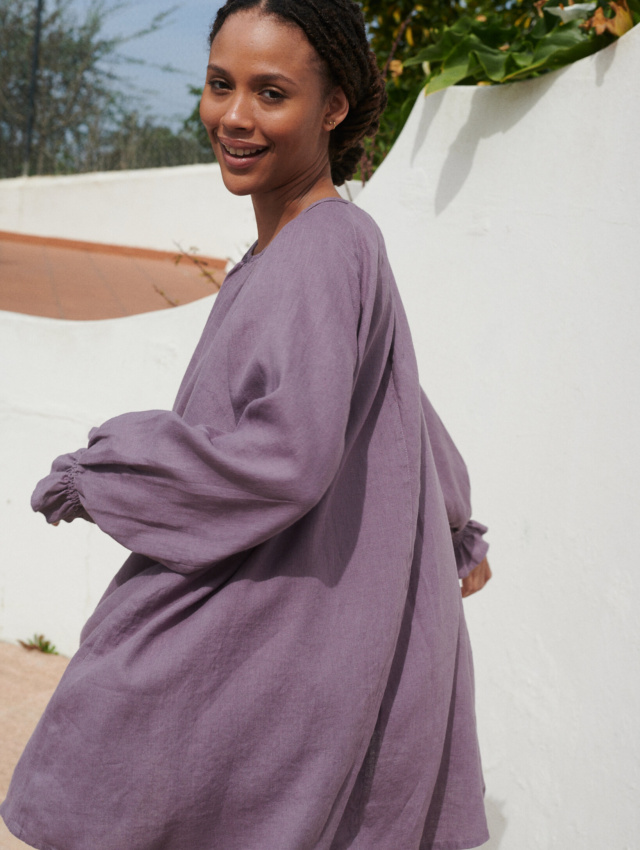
top-left (0, 232), bottom-right (225, 321)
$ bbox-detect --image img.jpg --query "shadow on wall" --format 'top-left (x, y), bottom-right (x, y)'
top-left (406, 35), bottom-right (621, 216)
top-left (435, 73), bottom-right (556, 216)
top-left (410, 92), bottom-right (444, 167)
top-left (593, 35), bottom-right (618, 85)
top-left (484, 797), bottom-right (508, 849)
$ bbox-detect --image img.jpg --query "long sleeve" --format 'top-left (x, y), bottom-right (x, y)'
top-left (420, 387), bottom-right (489, 578)
top-left (31, 212), bottom-right (361, 575)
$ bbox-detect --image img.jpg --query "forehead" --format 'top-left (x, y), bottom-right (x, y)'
top-left (210, 9), bottom-right (325, 79)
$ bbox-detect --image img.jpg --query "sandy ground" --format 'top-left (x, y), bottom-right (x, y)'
top-left (0, 642), bottom-right (69, 850)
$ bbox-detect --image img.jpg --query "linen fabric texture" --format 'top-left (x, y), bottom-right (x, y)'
top-left (1, 198), bottom-right (489, 850)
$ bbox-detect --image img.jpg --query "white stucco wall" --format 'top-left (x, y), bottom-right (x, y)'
top-left (1, 24), bottom-right (638, 850)
top-left (0, 164), bottom-right (362, 265)
top-left (0, 298), bottom-right (214, 655)
top-left (0, 164), bottom-right (257, 264)
top-left (356, 25), bottom-right (640, 850)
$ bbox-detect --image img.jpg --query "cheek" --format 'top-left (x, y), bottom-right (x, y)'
top-left (273, 111), bottom-right (325, 153)
top-left (199, 94), bottom-right (217, 130)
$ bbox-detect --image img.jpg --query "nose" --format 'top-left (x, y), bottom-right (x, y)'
top-left (222, 90), bottom-right (254, 133)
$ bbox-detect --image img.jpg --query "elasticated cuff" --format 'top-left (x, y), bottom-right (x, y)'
top-left (452, 519), bottom-right (489, 580)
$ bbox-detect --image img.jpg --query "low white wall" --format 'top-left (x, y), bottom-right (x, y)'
top-left (0, 298), bottom-right (214, 655)
top-left (0, 164), bottom-right (362, 265)
top-left (0, 164), bottom-right (256, 263)
top-left (357, 25), bottom-right (640, 850)
top-left (1, 24), bottom-right (638, 850)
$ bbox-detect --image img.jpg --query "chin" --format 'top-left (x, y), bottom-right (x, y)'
top-left (221, 181), bottom-right (255, 197)
top-left (217, 170), bottom-right (254, 197)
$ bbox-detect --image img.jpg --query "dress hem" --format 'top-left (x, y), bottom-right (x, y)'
top-left (427, 828), bottom-right (490, 850)
top-left (1, 812), bottom-right (61, 850)
top-left (2, 812), bottom-right (489, 850)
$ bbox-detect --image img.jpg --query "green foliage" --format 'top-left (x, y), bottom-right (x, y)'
top-left (357, 0), bottom-right (638, 179)
top-left (18, 634), bottom-right (59, 655)
top-left (357, 0), bottom-right (522, 177)
top-left (405, 0), bottom-right (639, 94)
top-left (360, 0), bottom-right (521, 67)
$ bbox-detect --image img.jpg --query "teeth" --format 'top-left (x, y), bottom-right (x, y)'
top-left (224, 144), bottom-right (263, 157)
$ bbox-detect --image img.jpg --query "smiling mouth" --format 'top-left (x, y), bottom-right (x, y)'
top-left (221, 142), bottom-right (268, 158)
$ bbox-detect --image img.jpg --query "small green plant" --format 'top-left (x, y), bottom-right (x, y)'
top-left (174, 244), bottom-right (224, 293)
top-left (18, 634), bottom-right (59, 655)
top-left (153, 285), bottom-right (180, 308)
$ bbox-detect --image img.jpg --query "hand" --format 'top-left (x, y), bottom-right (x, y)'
top-left (52, 522), bottom-right (60, 526)
top-left (461, 557), bottom-right (492, 598)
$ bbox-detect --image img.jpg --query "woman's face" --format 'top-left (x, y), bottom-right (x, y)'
top-left (200, 9), bottom-right (339, 200)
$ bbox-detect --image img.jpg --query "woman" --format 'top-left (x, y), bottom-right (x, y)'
top-left (1, 1), bottom-right (492, 848)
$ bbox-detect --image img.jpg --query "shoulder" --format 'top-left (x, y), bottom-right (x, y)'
top-left (244, 200), bottom-right (391, 321)
top-left (302, 198), bottom-right (383, 245)
top-left (273, 199), bottom-right (386, 266)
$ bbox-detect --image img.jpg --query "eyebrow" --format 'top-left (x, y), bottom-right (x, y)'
top-left (206, 64), bottom-right (298, 88)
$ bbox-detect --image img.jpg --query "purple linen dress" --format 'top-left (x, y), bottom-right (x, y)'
top-left (1, 198), bottom-right (489, 850)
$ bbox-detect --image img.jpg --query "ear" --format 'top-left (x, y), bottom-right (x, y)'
top-left (324, 86), bottom-right (349, 132)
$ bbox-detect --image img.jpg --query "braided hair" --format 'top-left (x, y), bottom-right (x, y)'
top-left (208, 0), bottom-right (387, 185)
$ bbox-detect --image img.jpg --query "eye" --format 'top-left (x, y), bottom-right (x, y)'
top-left (261, 88), bottom-right (285, 102)
top-left (208, 78), bottom-right (230, 92)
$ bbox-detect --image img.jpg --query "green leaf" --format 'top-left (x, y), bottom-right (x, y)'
top-left (510, 48), bottom-right (535, 68)
top-left (530, 15), bottom-right (551, 39)
top-left (472, 44), bottom-right (509, 81)
top-left (405, 29), bottom-right (460, 65)
top-left (424, 55), bottom-right (482, 95)
top-left (467, 17), bottom-right (518, 47)
top-left (530, 21), bottom-right (587, 64)
top-left (501, 33), bottom-right (606, 82)
top-left (450, 17), bottom-right (475, 36)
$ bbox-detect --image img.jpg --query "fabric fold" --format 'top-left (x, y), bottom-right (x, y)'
top-left (30, 209), bottom-right (360, 575)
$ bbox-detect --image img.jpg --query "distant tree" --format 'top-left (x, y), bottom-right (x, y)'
top-left (97, 109), bottom-right (213, 171)
top-left (0, 0), bottom-right (212, 178)
top-left (183, 85), bottom-right (214, 157)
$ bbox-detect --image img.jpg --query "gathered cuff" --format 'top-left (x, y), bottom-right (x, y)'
top-left (452, 519), bottom-right (489, 580)
top-left (31, 450), bottom-right (93, 524)
top-left (63, 460), bottom-right (94, 522)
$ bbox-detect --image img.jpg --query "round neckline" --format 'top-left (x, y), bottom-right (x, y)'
top-left (239, 197), bottom-right (351, 268)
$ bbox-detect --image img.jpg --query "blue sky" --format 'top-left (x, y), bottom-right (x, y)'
top-left (72, 0), bottom-right (225, 129)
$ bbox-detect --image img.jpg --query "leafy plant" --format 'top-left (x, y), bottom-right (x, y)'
top-left (404, 0), bottom-right (639, 96)
top-left (355, 0), bottom-right (637, 179)
top-left (356, 0), bottom-right (524, 178)
top-left (18, 634), bottom-right (59, 655)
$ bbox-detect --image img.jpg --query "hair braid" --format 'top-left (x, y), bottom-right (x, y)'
top-left (208, 0), bottom-right (387, 185)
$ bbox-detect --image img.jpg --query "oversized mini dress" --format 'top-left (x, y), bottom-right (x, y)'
top-left (1, 198), bottom-right (490, 850)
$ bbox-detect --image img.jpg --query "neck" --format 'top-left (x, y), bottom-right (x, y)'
top-left (251, 166), bottom-right (341, 255)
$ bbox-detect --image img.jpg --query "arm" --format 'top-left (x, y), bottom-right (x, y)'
top-left (32, 224), bottom-right (360, 575)
top-left (419, 388), bottom-right (490, 593)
